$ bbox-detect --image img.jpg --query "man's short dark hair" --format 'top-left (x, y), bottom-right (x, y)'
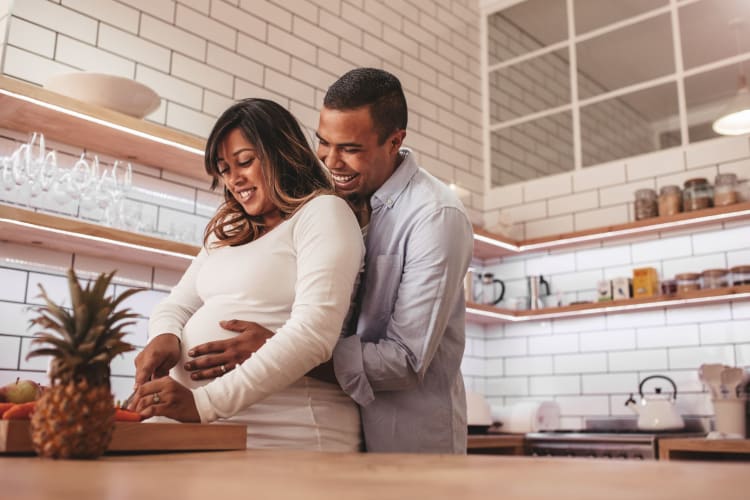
top-left (323, 67), bottom-right (408, 144)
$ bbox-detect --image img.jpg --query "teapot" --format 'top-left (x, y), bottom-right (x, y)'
top-left (625, 375), bottom-right (685, 431)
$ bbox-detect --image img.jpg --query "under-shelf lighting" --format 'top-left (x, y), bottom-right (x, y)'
top-left (472, 232), bottom-right (518, 252)
top-left (467, 290), bottom-right (750, 323)
top-left (0, 216), bottom-right (197, 262)
top-left (473, 206), bottom-right (750, 254)
top-left (0, 88), bottom-right (205, 156)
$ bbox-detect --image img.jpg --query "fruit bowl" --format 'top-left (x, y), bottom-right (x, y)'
top-left (44, 72), bottom-right (161, 119)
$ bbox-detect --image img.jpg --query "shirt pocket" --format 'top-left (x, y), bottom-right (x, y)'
top-left (359, 254), bottom-right (402, 329)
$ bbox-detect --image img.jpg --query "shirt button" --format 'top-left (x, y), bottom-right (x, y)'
top-left (386, 198), bottom-right (394, 208)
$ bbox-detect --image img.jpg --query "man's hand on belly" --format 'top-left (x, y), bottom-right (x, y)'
top-left (184, 320), bottom-right (274, 381)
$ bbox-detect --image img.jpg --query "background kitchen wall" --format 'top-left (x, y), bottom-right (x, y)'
top-left (0, 0), bottom-right (484, 400)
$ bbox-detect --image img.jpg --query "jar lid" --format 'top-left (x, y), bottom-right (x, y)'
top-left (675, 273), bottom-right (700, 280)
top-left (715, 173), bottom-right (738, 184)
top-left (635, 188), bottom-right (656, 197)
top-left (730, 265), bottom-right (750, 273)
top-left (684, 178), bottom-right (708, 188)
top-left (659, 185), bottom-right (681, 194)
top-left (701, 268), bottom-right (728, 277)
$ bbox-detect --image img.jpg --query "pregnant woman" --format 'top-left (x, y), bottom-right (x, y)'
top-left (129, 99), bottom-right (364, 451)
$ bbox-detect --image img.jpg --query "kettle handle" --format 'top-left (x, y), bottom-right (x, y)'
top-left (491, 279), bottom-right (505, 305)
top-left (638, 375), bottom-right (678, 400)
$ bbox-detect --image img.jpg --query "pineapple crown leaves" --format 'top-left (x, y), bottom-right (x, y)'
top-left (26, 268), bottom-right (145, 378)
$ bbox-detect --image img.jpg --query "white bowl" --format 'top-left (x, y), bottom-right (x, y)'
top-left (44, 72), bottom-right (161, 119)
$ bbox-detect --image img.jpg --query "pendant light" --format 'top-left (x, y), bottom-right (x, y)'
top-left (712, 20), bottom-right (750, 136)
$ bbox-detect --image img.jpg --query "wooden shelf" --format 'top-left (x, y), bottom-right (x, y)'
top-left (466, 285), bottom-right (750, 324)
top-left (474, 201), bottom-right (750, 260)
top-left (0, 75), bottom-right (207, 180)
top-left (0, 204), bottom-right (199, 271)
top-left (659, 438), bottom-right (750, 461)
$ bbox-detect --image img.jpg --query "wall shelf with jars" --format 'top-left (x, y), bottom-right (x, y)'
top-left (473, 201), bottom-right (750, 260)
top-left (466, 284), bottom-right (750, 325)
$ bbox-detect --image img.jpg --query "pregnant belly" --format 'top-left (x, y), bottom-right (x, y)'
top-left (171, 301), bottom-right (286, 390)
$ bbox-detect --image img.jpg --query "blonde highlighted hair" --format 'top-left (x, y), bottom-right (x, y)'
top-left (203, 99), bottom-right (334, 248)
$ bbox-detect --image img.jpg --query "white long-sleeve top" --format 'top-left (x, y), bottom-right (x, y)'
top-left (148, 195), bottom-right (364, 431)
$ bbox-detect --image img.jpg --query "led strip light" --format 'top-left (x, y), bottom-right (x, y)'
top-left (1, 217), bottom-right (197, 262)
top-left (474, 207), bottom-right (750, 254)
top-left (0, 88), bottom-right (205, 156)
top-left (466, 291), bottom-right (750, 323)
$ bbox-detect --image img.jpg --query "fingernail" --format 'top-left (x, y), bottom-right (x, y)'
top-left (188, 350), bottom-right (195, 356)
top-left (184, 363), bottom-right (192, 370)
top-left (191, 373), bottom-right (198, 380)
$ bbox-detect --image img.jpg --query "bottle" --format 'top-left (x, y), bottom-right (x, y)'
top-left (634, 188), bottom-right (657, 220)
top-left (683, 178), bottom-right (713, 212)
top-left (658, 185), bottom-right (682, 217)
top-left (713, 173), bottom-right (738, 207)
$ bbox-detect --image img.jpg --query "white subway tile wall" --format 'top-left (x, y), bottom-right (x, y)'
top-left (481, 203), bottom-right (750, 425)
top-left (2, 0), bottom-right (483, 219)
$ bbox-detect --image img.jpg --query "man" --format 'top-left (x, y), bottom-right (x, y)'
top-left (136, 68), bottom-right (474, 453)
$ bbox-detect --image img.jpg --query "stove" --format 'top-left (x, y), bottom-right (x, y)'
top-left (525, 418), bottom-right (707, 460)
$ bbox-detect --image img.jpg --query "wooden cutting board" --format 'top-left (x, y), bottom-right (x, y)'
top-left (0, 420), bottom-right (246, 453)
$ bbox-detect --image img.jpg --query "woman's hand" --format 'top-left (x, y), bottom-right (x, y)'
top-left (184, 320), bottom-right (274, 381)
top-left (133, 334), bottom-right (181, 386)
top-left (128, 376), bottom-right (200, 422)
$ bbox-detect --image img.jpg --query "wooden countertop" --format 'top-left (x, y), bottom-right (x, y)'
top-left (1, 449), bottom-right (748, 500)
top-left (659, 438), bottom-right (750, 461)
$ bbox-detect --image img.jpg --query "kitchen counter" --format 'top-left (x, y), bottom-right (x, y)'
top-left (467, 434), bottom-right (525, 455)
top-left (1, 449), bottom-right (747, 500)
top-left (659, 438), bottom-right (750, 461)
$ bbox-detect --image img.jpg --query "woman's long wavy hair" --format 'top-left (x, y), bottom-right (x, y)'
top-left (203, 98), bottom-right (335, 248)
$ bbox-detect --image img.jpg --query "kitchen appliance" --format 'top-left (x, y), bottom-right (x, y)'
top-left (625, 375), bottom-right (685, 431)
top-left (491, 401), bottom-right (560, 433)
top-left (525, 417), bottom-right (705, 460)
top-left (466, 391), bottom-right (493, 434)
top-left (526, 275), bottom-right (550, 310)
top-left (475, 272), bottom-right (505, 305)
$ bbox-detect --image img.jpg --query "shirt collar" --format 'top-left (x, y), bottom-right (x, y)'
top-left (371, 148), bottom-right (417, 210)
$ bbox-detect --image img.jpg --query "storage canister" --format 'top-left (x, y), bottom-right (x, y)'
top-left (730, 265), bottom-right (750, 286)
top-left (634, 188), bottom-right (658, 220)
top-left (701, 269), bottom-right (729, 289)
top-left (675, 272), bottom-right (700, 293)
top-left (658, 185), bottom-right (682, 217)
top-left (683, 178), bottom-right (713, 212)
top-left (713, 173), bottom-right (738, 207)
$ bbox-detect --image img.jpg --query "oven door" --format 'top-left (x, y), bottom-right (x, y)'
top-left (527, 440), bottom-right (655, 460)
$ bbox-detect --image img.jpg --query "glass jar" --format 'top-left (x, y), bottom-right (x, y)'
top-left (701, 269), bottom-right (729, 289)
top-left (660, 279), bottom-right (677, 296)
top-left (658, 185), bottom-right (682, 217)
top-left (683, 178), bottom-right (713, 212)
top-left (675, 273), bottom-right (700, 293)
top-left (730, 265), bottom-right (750, 286)
top-left (713, 173), bottom-right (738, 207)
top-left (634, 188), bottom-right (658, 220)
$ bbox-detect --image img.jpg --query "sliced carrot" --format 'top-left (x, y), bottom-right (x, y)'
top-left (0, 402), bottom-right (14, 418)
top-left (2, 402), bottom-right (35, 420)
top-left (114, 408), bottom-right (143, 422)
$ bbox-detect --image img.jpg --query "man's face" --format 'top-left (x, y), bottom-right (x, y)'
top-left (316, 106), bottom-right (403, 200)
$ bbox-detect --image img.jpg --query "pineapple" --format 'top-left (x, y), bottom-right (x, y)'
top-left (26, 268), bottom-right (142, 459)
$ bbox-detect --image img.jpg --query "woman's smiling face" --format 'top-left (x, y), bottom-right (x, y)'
top-left (217, 128), bottom-right (282, 229)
